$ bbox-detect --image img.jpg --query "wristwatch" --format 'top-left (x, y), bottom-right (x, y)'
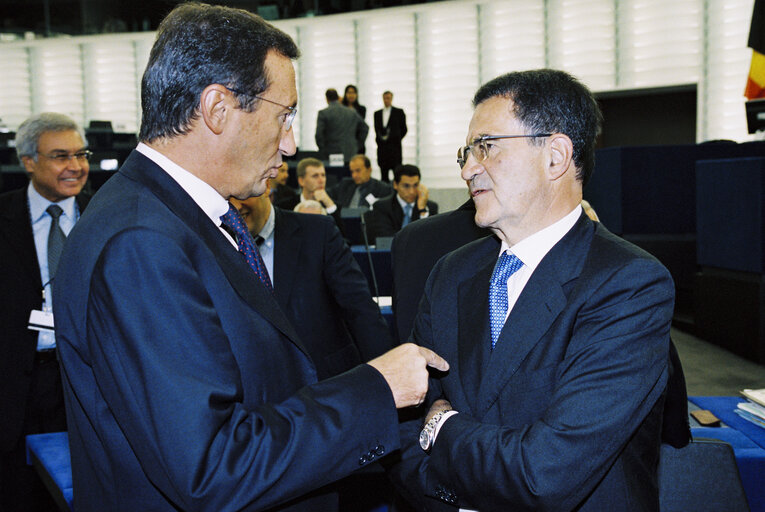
top-left (419, 409), bottom-right (451, 452)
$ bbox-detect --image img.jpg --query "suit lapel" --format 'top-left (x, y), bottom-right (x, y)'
top-left (457, 240), bottom-right (498, 415)
top-left (272, 208), bottom-right (301, 310)
top-left (120, 151), bottom-right (308, 358)
top-left (475, 213), bottom-right (594, 418)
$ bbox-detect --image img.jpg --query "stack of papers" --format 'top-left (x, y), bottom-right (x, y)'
top-left (736, 389), bottom-right (765, 429)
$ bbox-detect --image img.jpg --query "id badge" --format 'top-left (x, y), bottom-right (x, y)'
top-left (28, 309), bottom-right (55, 333)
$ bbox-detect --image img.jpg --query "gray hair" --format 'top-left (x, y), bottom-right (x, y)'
top-left (15, 113), bottom-right (85, 162)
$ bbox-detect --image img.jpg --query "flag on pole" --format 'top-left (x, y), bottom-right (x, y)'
top-left (746, 0), bottom-right (765, 99)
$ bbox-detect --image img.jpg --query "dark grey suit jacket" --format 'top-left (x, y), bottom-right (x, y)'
top-left (329, 177), bottom-right (392, 209)
top-left (315, 102), bottom-right (369, 162)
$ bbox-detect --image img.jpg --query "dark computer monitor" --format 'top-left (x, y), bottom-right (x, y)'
top-left (745, 99), bottom-right (765, 134)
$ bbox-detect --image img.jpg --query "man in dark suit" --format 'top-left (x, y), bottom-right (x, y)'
top-left (0, 112), bottom-right (90, 511)
top-left (330, 154), bottom-right (392, 209)
top-left (53, 5), bottom-right (446, 511)
top-left (391, 198), bottom-right (490, 342)
top-left (315, 88), bottom-right (369, 162)
top-left (374, 91), bottom-right (407, 183)
top-left (231, 190), bottom-right (394, 379)
top-left (390, 69), bottom-right (677, 511)
top-left (364, 164), bottom-right (438, 244)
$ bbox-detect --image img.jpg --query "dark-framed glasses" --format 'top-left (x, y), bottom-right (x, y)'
top-left (457, 134), bottom-right (551, 169)
top-left (37, 150), bottom-right (93, 163)
top-left (225, 86), bottom-right (297, 131)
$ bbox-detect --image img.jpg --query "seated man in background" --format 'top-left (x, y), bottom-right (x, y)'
top-left (364, 164), bottom-right (438, 244)
top-left (275, 157), bottom-right (337, 214)
top-left (390, 69), bottom-right (682, 511)
top-left (269, 161), bottom-right (297, 205)
top-left (231, 188), bottom-right (394, 379)
top-left (0, 112), bottom-right (91, 512)
top-left (330, 154), bottom-right (392, 209)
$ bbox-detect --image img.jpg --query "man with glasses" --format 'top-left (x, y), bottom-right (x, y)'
top-left (0, 112), bottom-right (91, 511)
top-left (53, 4), bottom-right (445, 512)
top-left (390, 69), bottom-right (678, 511)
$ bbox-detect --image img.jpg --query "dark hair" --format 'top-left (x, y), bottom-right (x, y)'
top-left (341, 84), bottom-right (358, 106)
top-left (350, 154), bottom-right (371, 168)
top-left (139, 2), bottom-right (299, 143)
top-left (393, 164), bottom-right (420, 183)
top-left (473, 69), bottom-right (602, 186)
top-left (297, 157), bottom-right (323, 178)
top-left (325, 88), bottom-right (339, 102)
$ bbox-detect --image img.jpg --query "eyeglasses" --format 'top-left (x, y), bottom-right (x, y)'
top-left (457, 134), bottom-right (551, 169)
top-left (225, 86), bottom-right (297, 131)
top-left (37, 150), bottom-right (93, 163)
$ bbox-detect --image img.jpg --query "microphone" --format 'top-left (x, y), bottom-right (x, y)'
top-left (360, 212), bottom-right (381, 299)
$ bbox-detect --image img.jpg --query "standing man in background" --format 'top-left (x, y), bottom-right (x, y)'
top-left (0, 112), bottom-right (90, 511)
top-left (374, 91), bottom-right (407, 183)
top-left (316, 88), bottom-right (368, 162)
top-left (53, 4), bottom-right (446, 511)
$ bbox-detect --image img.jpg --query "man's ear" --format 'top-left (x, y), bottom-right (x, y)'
top-left (21, 156), bottom-right (37, 175)
top-left (199, 84), bottom-right (231, 135)
top-left (547, 133), bottom-right (574, 181)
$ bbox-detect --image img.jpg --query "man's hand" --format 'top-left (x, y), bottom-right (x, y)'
top-left (368, 343), bottom-right (449, 409)
top-left (425, 398), bottom-right (452, 425)
top-left (416, 183), bottom-right (429, 211)
top-left (312, 188), bottom-right (335, 209)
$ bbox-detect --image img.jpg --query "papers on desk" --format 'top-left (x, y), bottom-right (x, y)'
top-left (742, 388), bottom-right (765, 407)
top-left (737, 389), bottom-right (765, 429)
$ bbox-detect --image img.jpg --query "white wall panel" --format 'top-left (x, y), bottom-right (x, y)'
top-left (29, 41), bottom-right (85, 127)
top-left (701, 0), bottom-right (754, 142)
top-left (548, 0), bottom-right (616, 90)
top-left (478, 0), bottom-right (546, 83)
top-left (357, 13), bottom-right (417, 175)
top-left (0, 45), bottom-right (32, 129)
top-left (82, 38), bottom-right (138, 133)
top-left (416, 3), bottom-right (480, 188)
top-left (293, 20), bottom-right (357, 152)
top-left (618, 0), bottom-right (702, 87)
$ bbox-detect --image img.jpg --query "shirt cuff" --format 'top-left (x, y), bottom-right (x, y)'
top-left (326, 204), bottom-right (337, 214)
top-left (433, 410), bottom-right (458, 442)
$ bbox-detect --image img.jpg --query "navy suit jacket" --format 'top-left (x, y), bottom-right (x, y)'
top-left (364, 193), bottom-right (438, 244)
top-left (390, 214), bottom-right (675, 511)
top-left (391, 199), bottom-right (490, 343)
top-left (53, 150), bottom-right (399, 512)
top-left (0, 187), bottom-right (89, 451)
top-left (272, 207), bottom-right (393, 379)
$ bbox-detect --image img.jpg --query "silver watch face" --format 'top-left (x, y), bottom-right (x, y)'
top-left (419, 428), bottom-right (430, 450)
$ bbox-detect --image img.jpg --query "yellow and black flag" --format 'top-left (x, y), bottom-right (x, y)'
top-left (746, 0), bottom-right (765, 99)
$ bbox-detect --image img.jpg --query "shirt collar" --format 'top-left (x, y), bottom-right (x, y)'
top-left (27, 181), bottom-right (76, 223)
top-left (136, 142), bottom-right (229, 225)
top-left (500, 204), bottom-right (582, 272)
top-left (396, 194), bottom-right (413, 210)
top-left (257, 204), bottom-right (276, 241)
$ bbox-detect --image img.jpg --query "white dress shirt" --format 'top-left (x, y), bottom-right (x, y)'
top-left (136, 143), bottom-right (235, 248)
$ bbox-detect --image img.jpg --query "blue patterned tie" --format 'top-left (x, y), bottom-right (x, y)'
top-left (220, 203), bottom-right (273, 292)
top-left (46, 204), bottom-right (66, 279)
top-left (402, 203), bottom-right (413, 227)
top-left (489, 252), bottom-right (524, 349)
